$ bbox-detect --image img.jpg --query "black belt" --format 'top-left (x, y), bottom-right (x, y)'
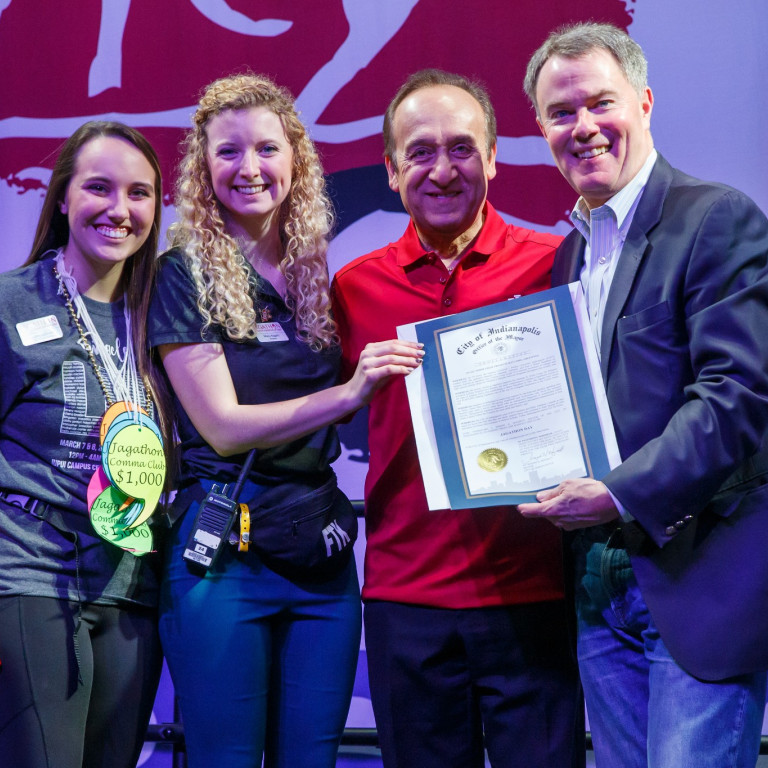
top-left (0, 490), bottom-right (91, 683)
top-left (0, 490), bottom-right (95, 537)
top-left (0, 490), bottom-right (50, 515)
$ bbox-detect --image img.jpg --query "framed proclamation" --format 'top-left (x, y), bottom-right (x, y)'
top-left (399, 283), bottom-right (621, 510)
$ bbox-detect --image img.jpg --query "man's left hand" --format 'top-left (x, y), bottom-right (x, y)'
top-left (518, 478), bottom-right (620, 530)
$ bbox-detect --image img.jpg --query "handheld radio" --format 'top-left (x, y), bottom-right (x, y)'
top-left (182, 449), bottom-right (256, 571)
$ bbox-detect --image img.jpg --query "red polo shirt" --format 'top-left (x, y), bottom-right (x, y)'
top-left (332, 204), bottom-right (565, 608)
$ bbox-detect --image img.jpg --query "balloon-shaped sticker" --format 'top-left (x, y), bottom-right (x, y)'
top-left (103, 408), bottom-right (162, 455)
top-left (99, 401), bottom-right (148, 445)
top-left (101, 410), bottom-right (162, 485)
top-left (87, 468), bottom-right (154, 555)
top-left (101, 412), bottom-right (166, 528)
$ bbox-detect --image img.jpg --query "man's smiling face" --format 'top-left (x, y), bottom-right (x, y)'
top-left (535, 47), bottom-right (654, 209)
top-left (386, 84), bottom-right (496, 252)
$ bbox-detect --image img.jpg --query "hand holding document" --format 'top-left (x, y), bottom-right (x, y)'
top-left (399, 283), bottom-right (620, 510)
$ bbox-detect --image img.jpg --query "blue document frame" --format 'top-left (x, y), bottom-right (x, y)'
top-left (414, 284), bottom-right (614, 508)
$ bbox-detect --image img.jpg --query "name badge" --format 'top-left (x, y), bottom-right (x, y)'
top-left (256, 322), bottom-right (289, 342)
top-left (16, 315), bottom-right (63, 346)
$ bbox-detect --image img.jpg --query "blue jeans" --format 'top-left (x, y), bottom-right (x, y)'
top-left (573, 528), bottom-right (766, 768)
top-left (160, 499), bottom-right (362, 768)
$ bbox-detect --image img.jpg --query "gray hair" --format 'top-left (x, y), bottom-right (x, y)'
top-left (383, 68), bottom-right (497, 168)
top-left (524, 22), bottom-right (648, 116)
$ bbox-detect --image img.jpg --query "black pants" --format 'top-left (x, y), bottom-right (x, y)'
top-left (0, 595), bottom-right (162, 768)
top-left (365, 599), bottom-right (585, 768)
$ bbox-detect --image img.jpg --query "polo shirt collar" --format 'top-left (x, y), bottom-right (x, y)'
top-left (395, 202), bottom-right (505, 268)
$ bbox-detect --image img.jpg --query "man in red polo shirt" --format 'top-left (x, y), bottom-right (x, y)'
top-left (332, 69), bottom-right (584, 768)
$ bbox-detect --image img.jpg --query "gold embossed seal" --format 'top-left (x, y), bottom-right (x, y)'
top-left (477, 448), bottom-right (508, 472)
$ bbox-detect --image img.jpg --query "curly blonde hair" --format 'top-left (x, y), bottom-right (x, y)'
top-left (170, 73), bottom-right (336, 349)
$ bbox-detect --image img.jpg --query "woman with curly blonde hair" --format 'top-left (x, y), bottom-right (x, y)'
top-left (171, 72), bottom-right (337, 350)
top-left (147, 73), bottom-right (422, 768)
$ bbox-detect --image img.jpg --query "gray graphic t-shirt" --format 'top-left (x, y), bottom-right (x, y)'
top-left (0, 255), bottom-right (159, 607)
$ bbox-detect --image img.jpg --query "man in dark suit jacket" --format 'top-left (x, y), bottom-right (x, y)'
top-left (519, 22), bottom-right (768, 768)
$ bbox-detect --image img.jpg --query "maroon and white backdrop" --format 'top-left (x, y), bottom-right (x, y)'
top-left (1, 1), bottom-right (766, 764)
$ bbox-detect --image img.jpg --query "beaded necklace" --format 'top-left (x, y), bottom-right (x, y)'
top-left (53, 249), bottom-right (164, 555)
top-left (53, 249), bottom-right (148, 415)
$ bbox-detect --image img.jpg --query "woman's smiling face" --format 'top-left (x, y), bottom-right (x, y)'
top-left (205, 106), bottom-right (294, 232)
top-left (60, 134), bottom-right (157, 293)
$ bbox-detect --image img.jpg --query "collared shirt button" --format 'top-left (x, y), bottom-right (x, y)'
top-left (443, 298), bottom-right (452, 307)
top-left (665, 525), bottom-right (676, 536)
top-left (674, 520), bottom-right (686, 530)
top-left (683, 515), bottom-right (694, 522)
top-left (439, 276), bottom-right (447, 284)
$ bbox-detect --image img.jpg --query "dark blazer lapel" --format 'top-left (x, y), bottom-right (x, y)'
top-left (552, 229), bottom-right (585, 285)
top-left (599, 154), bottom-right (674, 378)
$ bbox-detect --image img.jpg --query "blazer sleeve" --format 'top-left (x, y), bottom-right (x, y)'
top-left (604, 187), bottom-right (768, 547)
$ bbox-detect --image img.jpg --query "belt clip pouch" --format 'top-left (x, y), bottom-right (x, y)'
top-left (249, 476), bottom-right (358, 580)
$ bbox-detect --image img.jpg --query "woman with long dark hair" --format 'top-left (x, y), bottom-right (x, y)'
top-left (0, 121), bottom-right (172, 768)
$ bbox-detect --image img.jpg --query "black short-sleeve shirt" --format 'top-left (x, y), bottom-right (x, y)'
top-left (147, 249), bottom-right (341, 490)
